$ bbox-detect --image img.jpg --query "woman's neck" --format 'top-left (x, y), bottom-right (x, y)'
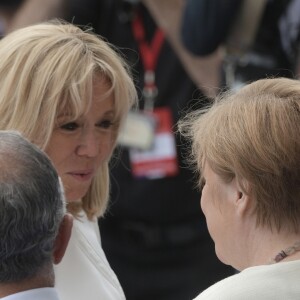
top-left (237, 226), bottom-right (300, 270)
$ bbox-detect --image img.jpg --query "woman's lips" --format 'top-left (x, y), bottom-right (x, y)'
top-left (68, 170), bottom-right (94, 182)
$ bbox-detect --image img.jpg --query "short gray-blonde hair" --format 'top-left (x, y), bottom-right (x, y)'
top-left (179, 77), bottom-right (300, 233)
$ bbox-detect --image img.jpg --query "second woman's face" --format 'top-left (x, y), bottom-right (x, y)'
top-left (45, 80), bottom-right (115, 202)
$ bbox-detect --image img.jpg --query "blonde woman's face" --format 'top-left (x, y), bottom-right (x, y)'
top-left (45, 80), bottom-right (115, 202)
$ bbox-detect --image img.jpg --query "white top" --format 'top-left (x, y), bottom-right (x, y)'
top-left (194, 259), bottom-right (300, 300)
top-left (54, 211), bottom-right (125, 300)
top-left (1, 288), bottom-right (59, 300)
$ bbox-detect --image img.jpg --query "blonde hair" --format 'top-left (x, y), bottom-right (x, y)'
top-left (179, 78), bottom-right (300, 232)
top-left (0, 20), bottom-right (137, 219)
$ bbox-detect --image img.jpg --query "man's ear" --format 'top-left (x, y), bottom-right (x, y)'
top-left (53, 214), bottom-right (73, 264)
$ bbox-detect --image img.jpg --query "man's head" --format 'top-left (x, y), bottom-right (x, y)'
top-left (0, 130), bottom-right (72, 287)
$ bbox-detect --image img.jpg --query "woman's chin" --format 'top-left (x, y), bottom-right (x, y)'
top-left (64, 186), bottom-right (89, 203)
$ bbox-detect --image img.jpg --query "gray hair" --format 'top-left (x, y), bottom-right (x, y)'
top-left (0, 130), bottom-right (65, 282)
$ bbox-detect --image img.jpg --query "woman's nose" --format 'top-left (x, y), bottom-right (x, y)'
top-left (76, 130), bottom-right (100, 158)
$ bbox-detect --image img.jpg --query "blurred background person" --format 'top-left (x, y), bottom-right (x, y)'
top-left (179, 77), bottom-right (300, 299)
top-left (67, 1), bottom-right (234, 299)
top-left (181, 0), bottom-right (299, 91)
top-left (0, 130), bottom-right (72, 300)
top-left (0, 21), bottom-right (137, 300)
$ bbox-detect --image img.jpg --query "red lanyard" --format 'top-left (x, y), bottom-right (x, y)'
top-left (132, 11), bottom-right (165, 110)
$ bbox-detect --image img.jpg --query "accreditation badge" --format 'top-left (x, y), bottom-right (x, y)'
top-left (117, 111), bottom-right (156, 151)
top-left (129, 107), bottom-right (179, 179)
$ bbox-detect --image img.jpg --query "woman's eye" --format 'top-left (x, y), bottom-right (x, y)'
top-left (98, 120), bottom-right (114, 129)
top-left (60, 122), bottom-right (79, 131)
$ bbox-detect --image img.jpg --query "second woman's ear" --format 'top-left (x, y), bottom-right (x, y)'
top-left (235, 181), bottom-right (252, 218)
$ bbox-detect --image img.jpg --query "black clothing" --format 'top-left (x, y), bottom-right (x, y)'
top-left (0, 0), bottom-right (22, 6)
top-left (181, 0), bottom-right (241, 56)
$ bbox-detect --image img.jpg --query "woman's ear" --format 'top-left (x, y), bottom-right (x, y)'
top-left (235, 180), bottom-right (252, 218)
top-left (53, 213), bottom-right (73, 264)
